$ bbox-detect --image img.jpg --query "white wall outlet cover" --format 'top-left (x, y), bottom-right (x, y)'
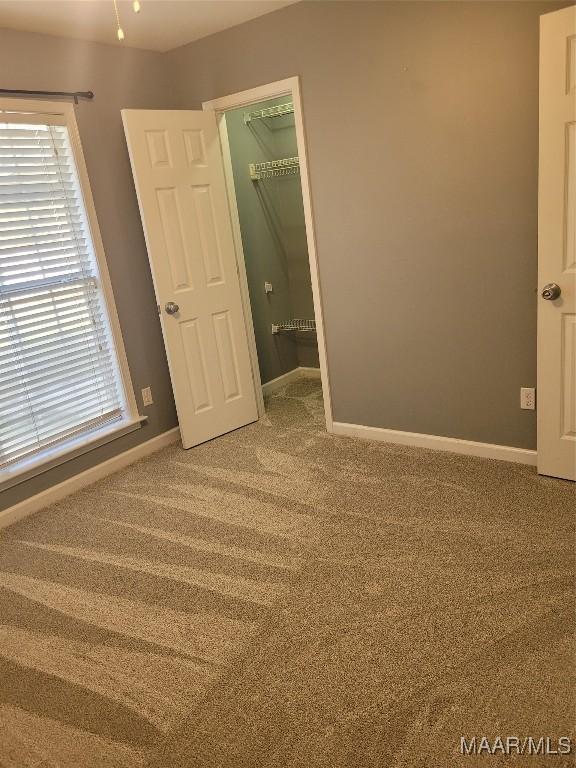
top-left (520, 387), bottom-right (536, 410)
top-left (141, 386), bottom-right (153, 407)
top-left (264, 282), bottom-right (273, 294)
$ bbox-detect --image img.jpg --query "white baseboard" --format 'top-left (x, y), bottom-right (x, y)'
top-left (262, 366), bottom-right (321, 396)
top-left (0, 427), bottom-right (181, 531)
top-left (331, 422), bottom-right (537, 466)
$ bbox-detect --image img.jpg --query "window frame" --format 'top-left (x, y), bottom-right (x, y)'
top-left (0, 98), bottom-right (143, 491)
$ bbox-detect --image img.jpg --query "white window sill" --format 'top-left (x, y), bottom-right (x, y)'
top-left (0, 415), bottom-right (147, 492)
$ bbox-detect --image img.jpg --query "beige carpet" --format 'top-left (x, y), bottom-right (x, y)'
top-left (0, 375), bottom-right (574, 768)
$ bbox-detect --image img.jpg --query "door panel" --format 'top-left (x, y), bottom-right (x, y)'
top-left (562, 315), bottom-right (576, 438)
top-left (213, 310), bottom-right (242, 401)
top-left (122, 109), bottom-right (258, 448)
top-left (538, 7), bottom-right (576, 479)
top-left (565, 122), bottom-right (576, 273)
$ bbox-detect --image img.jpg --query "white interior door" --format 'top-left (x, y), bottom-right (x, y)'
top-left (122, 109), bottom-right (258, 448)
top-left (538, 6), bottom-right (576, 480)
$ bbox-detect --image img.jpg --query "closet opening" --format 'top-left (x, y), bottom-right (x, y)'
top-left (204, 80), bottom-right (331, 431)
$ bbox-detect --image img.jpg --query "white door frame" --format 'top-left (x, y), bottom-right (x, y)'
top-left (203, 77), bottom-right (334, 432)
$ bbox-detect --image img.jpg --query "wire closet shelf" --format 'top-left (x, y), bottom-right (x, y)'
top-left (272, 319), bottom-right (317, 335)
top-left (244, 102), bottom-right (294, 124)
top-left (246, 101), bottom-right (298, 179)
top-left (249, 157), bottom-right (300, 180)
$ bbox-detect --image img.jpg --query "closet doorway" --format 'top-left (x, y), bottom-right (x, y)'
top-left (203, 78), bottom-right (332, 430)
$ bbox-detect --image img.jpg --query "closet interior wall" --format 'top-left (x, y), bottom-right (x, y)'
top-left (225, 97), bottom-right (319, 386)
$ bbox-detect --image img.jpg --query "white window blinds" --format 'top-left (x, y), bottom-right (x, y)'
top-left (0, 119), bottom-right (125, 469)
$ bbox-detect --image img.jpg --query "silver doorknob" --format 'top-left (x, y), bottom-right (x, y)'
top-left (541, 283), bottom-right (561, 301)
top-left (165, 301), bottom-right (180, 315)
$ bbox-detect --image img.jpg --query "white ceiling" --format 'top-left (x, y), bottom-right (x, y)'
top-left (0, 0), bottom-right (299, 52)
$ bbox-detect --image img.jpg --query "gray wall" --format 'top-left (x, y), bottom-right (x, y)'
top-left (0, 27), bottom-right (178, 511)
top-left (226, 97), bottom-right (318, 384)
top-left (167, 0), bottom-right (572, 450)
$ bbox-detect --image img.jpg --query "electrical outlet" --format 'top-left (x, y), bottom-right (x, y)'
top-left (520, 387), bottom-right (535, 410)
top-left (264, 282), bottom-right (273, 294)
top-left (141, 386), bottom-right (153, 407)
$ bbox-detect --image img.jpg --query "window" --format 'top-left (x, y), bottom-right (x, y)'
top-left (0, 101), bottom-right (140, 486)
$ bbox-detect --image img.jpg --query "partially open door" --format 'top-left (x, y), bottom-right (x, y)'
top-left (538, 7), bottom-right (576, 480)
top-left (122, 109), bottom-right (258, 448)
